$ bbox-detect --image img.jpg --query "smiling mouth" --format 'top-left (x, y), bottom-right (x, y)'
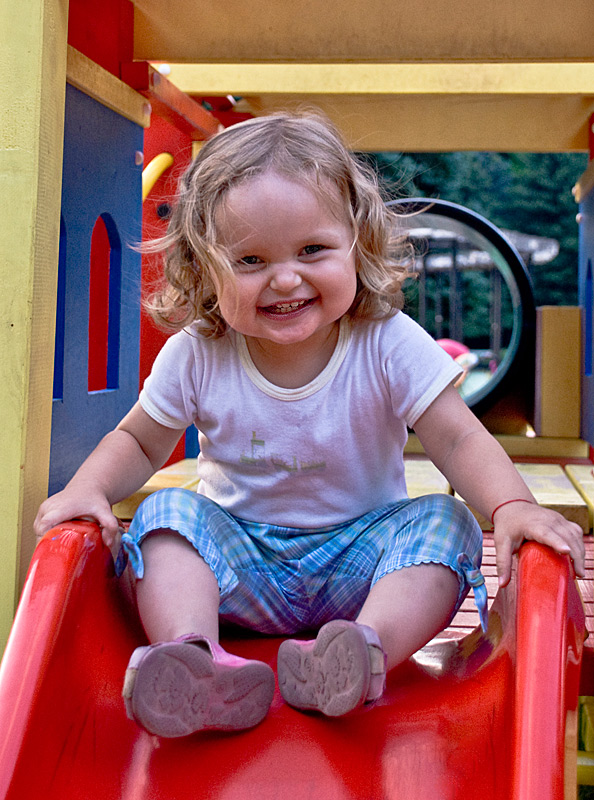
top-left (261, 299), bottom-right (314, 315)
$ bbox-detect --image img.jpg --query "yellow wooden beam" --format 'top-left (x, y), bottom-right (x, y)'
top-left (578, 751), bottom-right (594, 787)
top-left (166, 62), bottom-right (594, 97)
top-left (581, 697), bottom-right (594, 753)
top-left (113, 459), bottom-right (200, 520)
top-left (566, 465), bottom-right (594, 530)
top-left (404, 460), bottom-right (451, 498)
top-left (251, 93), bottom-right (594, 152)
top-left (515, 464), bottom-right (590, 532)
top-left (406, 434), bottom-right (590, 459)
top-left (0, 0), bottom-right (68, 649)
top-left (161, 63), bottom-right (594, 151)
top-left (115, 457), bottom-right (452, 520)
top-left (456, 464), bottom-right (590, 532)
top-left (67, 46), bottom-right (150, 128)
top-left (133, 0), bottom-right (594, 64)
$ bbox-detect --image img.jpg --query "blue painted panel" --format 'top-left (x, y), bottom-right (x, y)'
top-left (579, 189), bottom-right (594, 447)
top-left (49, 85), bottom-right (143, 494)
top-left (184, 425), bottom-right (199, 458)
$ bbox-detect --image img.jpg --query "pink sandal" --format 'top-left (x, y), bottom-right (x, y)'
top-left (123, 634), bottom-right (275, 737)
top-left (277, 620), bottom-right (386, 717)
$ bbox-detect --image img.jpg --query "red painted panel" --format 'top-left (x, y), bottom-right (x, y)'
top-left (88, 216), bottom-right (110, 391)
top-left (141, 116), bottom-right (194, 462)
top-left (67, 0), bottom-right (133, 78)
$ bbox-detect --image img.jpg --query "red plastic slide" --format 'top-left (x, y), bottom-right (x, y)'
top-left (0, 522), bottom-right (585, 799)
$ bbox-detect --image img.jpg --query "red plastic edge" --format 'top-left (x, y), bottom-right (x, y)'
top-left (512, 542), bottom-right (585, 800)
top-left (0, 522), bottom-right (102, 797)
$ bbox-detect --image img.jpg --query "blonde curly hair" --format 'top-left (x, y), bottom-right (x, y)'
top-left (144, 111), bottom-right (412, 337)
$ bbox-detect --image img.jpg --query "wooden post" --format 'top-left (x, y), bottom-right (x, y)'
top-left (0, 0), bottom-right (68, 648)
top-left (535, 306), bottom-right (582, 439)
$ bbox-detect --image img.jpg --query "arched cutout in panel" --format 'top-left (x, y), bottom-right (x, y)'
top-left (88, 214), bottom-right (122, 392)
top-left (53, 216), bottom-right (67, 401)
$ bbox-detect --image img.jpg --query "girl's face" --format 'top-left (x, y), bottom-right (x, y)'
top-left (214, 171), bottom-right (358, 354)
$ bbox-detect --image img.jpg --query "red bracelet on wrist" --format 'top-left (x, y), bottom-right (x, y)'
top-left (490, 498), bottom-right (535, 526)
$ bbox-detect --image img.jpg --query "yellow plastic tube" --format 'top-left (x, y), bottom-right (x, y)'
top-left (142, 152), bottom-right (174, 201)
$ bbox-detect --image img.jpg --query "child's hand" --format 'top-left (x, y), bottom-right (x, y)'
top-left (493, 501), bottom-right (586, 587)
top-left (34, 482), bottom-right (121, 549)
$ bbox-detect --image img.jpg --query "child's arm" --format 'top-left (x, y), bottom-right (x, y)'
top-left (413, 384), bottom-right (586, 587)
top-left (34, 403), bottom-right (183, 546)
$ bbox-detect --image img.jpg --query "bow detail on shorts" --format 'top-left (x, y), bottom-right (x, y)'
top-left (115, 533), bottom-right (143, 578)
top-left (457, 552), bottom-right (489, 632)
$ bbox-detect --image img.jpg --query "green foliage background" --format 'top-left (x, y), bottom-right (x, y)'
top-left (360, 151), bottom-right (588, 308)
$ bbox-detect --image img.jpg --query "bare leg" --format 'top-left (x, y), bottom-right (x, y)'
top-left (356, 563), bottom-right (460, 670)
top-left (134, 529), bottom-right (220, 643)
top-left (125, 529), bottom-right (275, 737)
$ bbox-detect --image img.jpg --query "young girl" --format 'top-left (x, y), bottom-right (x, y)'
top-left (35, 112), bottom-right (585, 738)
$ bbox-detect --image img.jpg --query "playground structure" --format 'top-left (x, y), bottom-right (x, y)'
top-left (2, 0), bottom-right (594, 796)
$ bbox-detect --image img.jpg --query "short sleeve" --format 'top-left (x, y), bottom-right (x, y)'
top-left (139, 329), bottom-right (201, 429)
top-left (381, 314), bottom-right (463, 427)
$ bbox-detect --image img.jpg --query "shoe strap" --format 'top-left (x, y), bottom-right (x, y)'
top-left (355, 623), bottom-right (387, 702)
top-left (174, 633), bottom-right (215, 657)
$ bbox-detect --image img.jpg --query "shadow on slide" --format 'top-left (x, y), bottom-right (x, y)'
top-left (0, 522), bottom-right (585, 799)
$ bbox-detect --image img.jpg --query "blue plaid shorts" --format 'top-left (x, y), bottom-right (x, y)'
top-left (119, 488), bottom-right (487, 635)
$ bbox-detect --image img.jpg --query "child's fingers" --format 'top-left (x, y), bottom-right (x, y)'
top-left (547, 522), bottom-right (585, 577)
top-left (100, 522), bottom-right (121, 549)
top-left (525, 518), bottom-right (585, 577)
top-left (496, 537), bottom-right (513, 588)
top-left (100, 522), bottom-right (123, 554)
top-left (79, 510), bottom-right (120, 547)
top-left (500, 518), bottom-right (585, 580)
top-left (34, 505), bottom-right (78, 539)
top-left (572, 537), bottom-right (586, 578)
top-left (563, 521), bottom-right (585, 573)
top-left (34, 496), bottom-right (119, 546)
top-left (494, 507), bottom-right (586, 588)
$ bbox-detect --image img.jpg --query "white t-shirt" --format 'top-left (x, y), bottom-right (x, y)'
top-left (140, 312), bottom-right (462, 528)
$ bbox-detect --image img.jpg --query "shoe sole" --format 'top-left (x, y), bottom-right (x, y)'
top-left (277, 620), bottom-right (371, 716)
top-left (126, 643), bottom-right (275, 737)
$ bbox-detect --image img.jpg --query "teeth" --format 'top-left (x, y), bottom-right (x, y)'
top-left (269, 300), bottom-right (307, 314)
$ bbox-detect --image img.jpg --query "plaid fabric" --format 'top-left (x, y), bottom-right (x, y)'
top-left (119, 488), bottom-right (487, 635)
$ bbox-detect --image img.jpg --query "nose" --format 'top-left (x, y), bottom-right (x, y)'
top-left (269, 262), bottom-right (302, 292)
